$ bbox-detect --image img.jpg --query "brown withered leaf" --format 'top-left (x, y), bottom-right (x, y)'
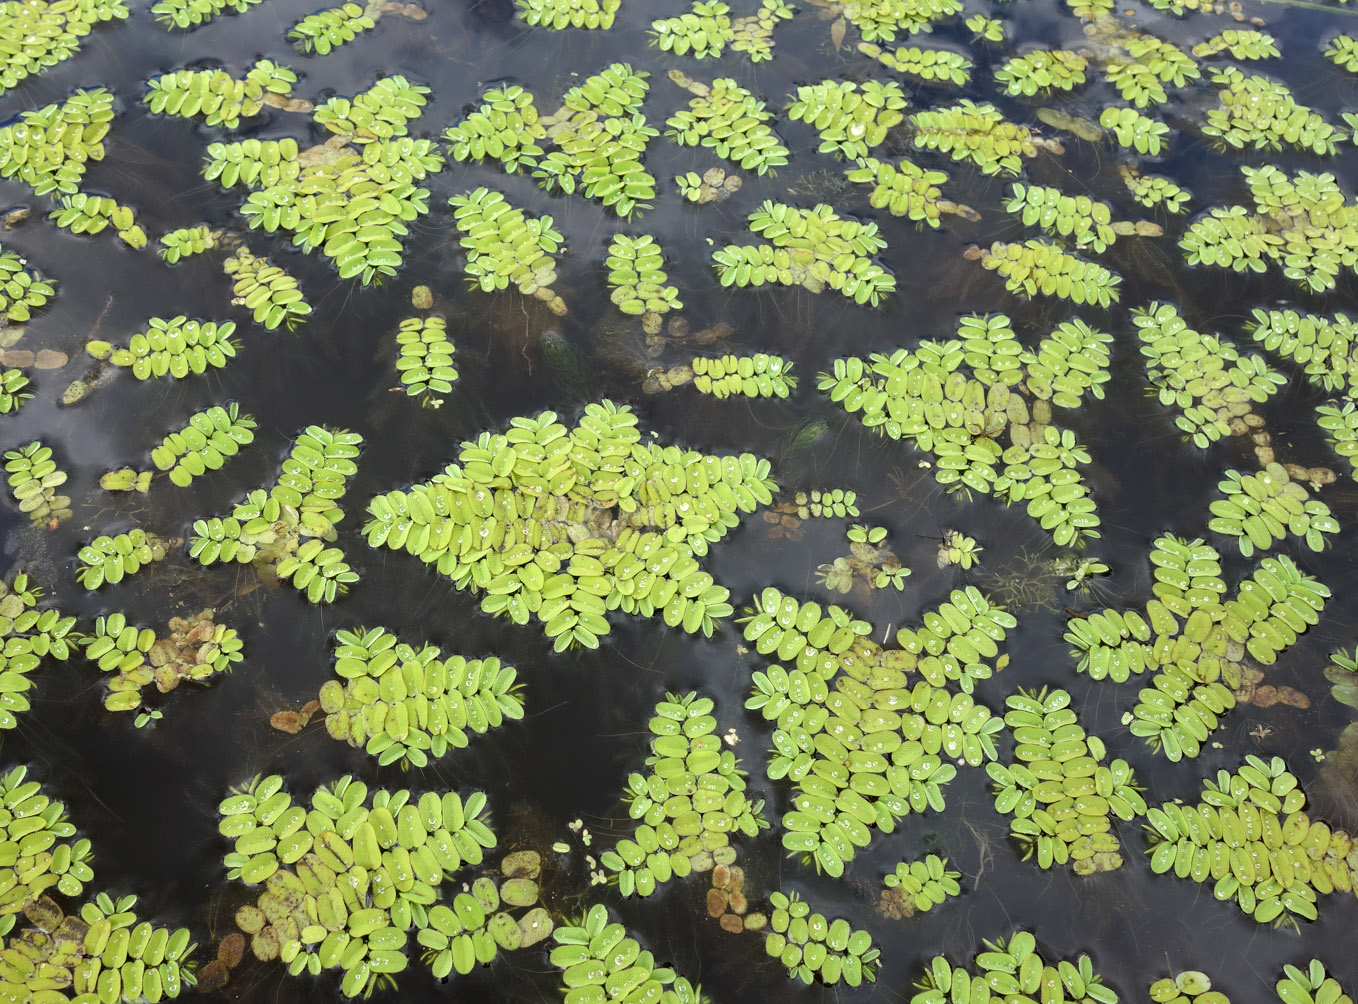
top-left (269, 699), bottom-right (321, 734)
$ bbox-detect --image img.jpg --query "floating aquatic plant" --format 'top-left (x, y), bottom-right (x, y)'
top-left (0, 368), bottom-right (30, 414)
top-left (793, 488), bottom-right (857, 518)
top-left (1208, 463), bottom-right (1338, 556)
top-left (443, 85), bottom-right (546, 175)
top-left (606, 234), bottom-right (682, 319)
top-left (416, 852), bottom-right (551, 977)
top-left (395, 316), bottom-right (457, 407)
top-left (1183, 166), bottom-right (1358, 293)
top-left (938, 529), bottom-right (981, 568)
top-left (1247, 307), bottom-right (1358, 397)
top-left (880, 854), bottom-right (960, 917)
top-left (153, 0), bottom-right (265, 28)
top-left (533, 63), bottom-right (657, 219)
top-left (912, 932), bottom-right (1117, 1004)
top-left (1104, 35), bottom-right (1199, 108)
top-left (764, 890), bottom-right (879, 986)
top-left (190, 426), bottom-right (363, 603)
top-left (0, 574), bottom-right (77, 730)
top-left (843, 0), bottom-right (962, 41)
top-left (314, 75), bottom-right (428, 142)
top-left (288, 2), bottom-right (374, 53)
top-left (1194, 29), bottom-right (1279, 60)
top-left (87, 316), bottom-right (240, 379)
top-left (0, 0), bottom-right (128, 96)
top-left (1327, 649), bottom-right (1358, 709)
top-left (221, 774), bottom-right (496, 995)
top-left (83, 609), bottom-right (242, 713)
top-left (786, 79), bottom-right (907, 162)
top-left (203, 137), bottom-right (301, 190)
top-left (0, 88), bottom-right (113, 199)
top-left (911, 100), bottom-right (1044, 175)
top-left (1134, 302), bottom-right (1285, 448)
top-left (820, 314), bottom-right (1107, 547)
top-left (48, 191), bottom-right (145, 247)
top-left (517, 0), bottom-right (617, 29)
top-left (75, 529), bottom-right (168, 590)
top-left (1149, 971), bottom-right (1225, 1004)
top-left (728, 0), bottom-right (793, 62)
top-left (844, 156), bottom-right (962, 228)
top-left (742, 586), bottom-right (1008, 875)
top-left (1317, 401), bottom-right (1358, 480)
top-left (1003, 184), bottom-right (1122, 253)
top-left (858, 42), bottom-right (972, 86)
top-left (0, 247), bottom-right (55, 324)
top-left (1120, 165), bottom-right (1190, 213)
top-left (449, 188), bottom-right (566, 315)
top-left (550, 904), bottom-right (706, 1004)
top-left (691, 354), bottom-right (795, 399)
top-left (158, 224), bottom-right (219, 263)
top-left (1100, 105), bottom-right (1169, 155)
top-left (713, 202), bottom-right (896, 306)
top-left (1275, 962), bottom-right (1352, 1004)
top-left (664, 74), bottom-right (789, 176)
top-left (601, 692), bottom-right (766, 897)
top-left (1201, 68), bottom-right (1344, 155)
top-left (151, 403), bottom-right (256, 487)
top-left (223, 250), bottom-right (312, 328)
top-left (319, 626), bottom-right (523, 768)
top-left (0, 766), bottom-right (94, 911)
top-left (815, 523), bottom-right (910, 594)
top-left (650, 1), bottom-right (732, 58)
top-left (965, 13), bottom-right (1003, 42)
top-left (994, 49), bottom-right (1088, 95)
top-left (1144, 756), bottom-right (1358, 928)
top-left (1325, 34), bottom-right (1358, 72)
top-left (364, 402), bottom-right (774, 650)
top-left (972, 239), bottom-right (1122, 307)
top-left (989, 687), bottom-right (1145, 874)
top-left (4, 441), bottom-right (70, 527)
top-left (146, 60), bottom-right (296, 128)
top-left (674, 167), bottom-right (742, 204)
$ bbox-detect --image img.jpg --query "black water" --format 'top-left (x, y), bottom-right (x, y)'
top-left (2, 0), bottom-right (1358, 1001)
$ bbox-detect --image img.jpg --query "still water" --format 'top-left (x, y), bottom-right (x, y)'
top-left (2, 0), bottom-right (1358, 1001)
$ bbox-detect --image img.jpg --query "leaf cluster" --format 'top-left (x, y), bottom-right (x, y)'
top-left (444, 85), bottom-right (546, 174)
top-left (145, 59), bottom-right (296, 128)
top-left (1202, 67), bottom-right (1345, 155)
top-left (650, 1), bottom-right (732, 58)
top-left (786, 79), bottom-right (906, 161)
top-left (0, 369), bottom-right (30, 415)
top-left (84, 610), bottom-right (242, 711)
top-left (1104, 35), bottom-right (1199, 107)
top-left (842, 0), bottom-right (962, 42)
top-left (1004, 183), bottom-right (1118, 253)
top-left (49, 191), bottom-right (145, 247)
top-left (845, 156), bottom-right (952, 228)
top-left (158, 224), bottom-right (218, 262)
top-left (152, 0), bottom-right (263, 28)
top-left (88, 315), bottom-right (239, 379)
top-left (314, 75), bottom-right (429, 143)
top-left (1099, 105), bottom-right (1169, 155)
top-left (3, 440), bottom-right (70, 525)
top-left (994, 48), bottom-right (1087, 96)
top-left (911, 100), bottom-right (1037, 175)
top-left (0, 0), bottom-right (127, 95)
top-left (913, 933), bottom-right (1116, 1004)
top-left (287, 2), bottom-right (375, 54)
top-left (1193, 29), bottom-right (1279, 61)
top-left (978, 239), bottom-right (1121, 306)
top-left (859, 42), bottom-right (972, 86)
top-left (664, 76), bottom-right (788, 176)
top-left (550, 905), bottom-right (706, 1004)
top-left (395, 316), bottom-right (457, 406)
top-left (881, 854), bottom-right (961, 914)
top-left (417, 860), bottom-right (550, 978)
top-left (691, 353), bottom-right (794, 399)
top-left (606, 233), bottom-right (681, 317)
top-left (516, 0), bottom-right (618, 29)
top-left (764, 890), bottom-right (879, 986)
top-left (449, 188), bottom-right (564, 312)
top-left (0, 249), bottom-right (56, 323)
top-left (1208, 463), bottom-right (1337, 556)
top-left (151, 402), bottom-right (256, 487)
top-left (0, 574), bottom-right (77, 730)
top-left (728, 0), bottom-right (793, 62)
top-left (0, 88), bottom-right (113, 198)
top-left (1121, 168), bottom-right (1189, 213)
top-left (224, 250), bottom-right (313, 328)
top-left (75, 529), bottom-right (167, 590)
top-left (0, 764), bottom-right (94, 904)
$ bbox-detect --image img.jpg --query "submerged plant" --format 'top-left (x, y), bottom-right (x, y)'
top-left (0, 88), bottom-right (113, 199)
top-left (516, 0), bottom-right (618, 29)
top-left (1134, 302), bottom-right (1285, 448)
top-left (0, 246), bottom-right (56, 324)
top-left (83, 609), bottom-right (242, 713)
top-left (364, 403), bottom-right (774, 650)
top-left (145, 59), bottom-right (297, 128)
top-left (973, 239), bottom-right (1121, 307)
top-left (449, 188), bottom-right (565, 315)
top-left (533, 63), bottom-right (656, 219)
top-left (0, 0), bottom-right (128, 96)
top-left (158, 224), bottom-right (219, 262)
top-left (4, 440), bottom-right (71, 527)
top-left (152, 402), bottom-right (256, 486)
top-left (0, 574), bottom-right (77, 730)
top-left (319, 626), bottom-right (523, 768)
top-left (1144, 756), bottom-right (1358, 929)
top-left (87, 316), bottom-right (240, 379)
top-left (664, 75), bottom-right (789, 176)
top-left (395, 315), bottom-right (457, 407)
top-left (223, 250), bottom-right (312, 328)
top-left (550, 904), bottom-right (706, 1004)
top-left (712, 202), bottom-right (896, 306)
top-left (910, 100), bottom-right (1042, 176)
top-left (220, 774), bottom-right (496, 996)
top-left (912, 933), bottom-right (1116, 1004)
top-left (606, 234), bottom-right (682, 319)
top-left (786, 79), bottom-right (907, 162)
top-left (601, 692), bottom-right (766, 897)
top-left (880, 854), bottom-right (961, 917)
top-left (764, 890), bottom-right (879, 986)
top-left (690, 354), bottom-right (795, 399)
top-left (444, 85), bottom-right (547, 175)
top-left (858, 42), bottom-right (972, 86)
top-left (190, 426), bottom-right (363, 603)
top-left (75, 529), bottom-right (168, 589)
top-left (153, 0), bottom-right (265, 28)
top-left (989, 687), bottom-right (1145, 874)
top-left (994, 49), bottom-right (1088, 95)
top-left (1207, 463), bottom-right (1338, 556)
top-left (288, 2), bottom-right (374, 53)
top-left (1201, 68), bottom-right (1344, 155)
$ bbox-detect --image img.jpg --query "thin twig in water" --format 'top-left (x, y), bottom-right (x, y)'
top-left (964, 818), bottom-right (994, 891)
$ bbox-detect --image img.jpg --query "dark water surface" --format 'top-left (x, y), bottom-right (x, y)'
top-left (3, 0), bottom-right (1358, 1001)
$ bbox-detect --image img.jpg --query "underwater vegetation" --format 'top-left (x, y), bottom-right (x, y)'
top-left (910, 931), bottom-right (1117, 1004)
top-left (0, 0), bottom-right (126, 96)
top-left (0, 573), bottom-right (76, 730)
top-left (713, 201), bottom-right (896, 305)
top-left (989, 687), bottom-right (1146, 874)
top-left (318, 626), bottom-right (523, 768)
top-left (363, 402), bottom-right (774, 650)
top-left (219, 774), bottom-right (502, 996)
top-left (1144, 756), bottom-right (1358, 929)
top-left (83, 609), bottom-right (242, 716)
top-left (601, 692), bottom-right (766, 897)
top-left (763, 889), bottom-right (879, 986)
top-left (1067, 534), bottom-right (1327, 760)
top-left (4, 441), bottom-right (70, 528)
top-left (821, 313), bottom-right (1107, 547)
top-left (550, 904), bottom-right (703, 1004)
top-left (87, 317), bottom-right (240, 380)
top-left (190, 426), bottom-right (363, 604)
